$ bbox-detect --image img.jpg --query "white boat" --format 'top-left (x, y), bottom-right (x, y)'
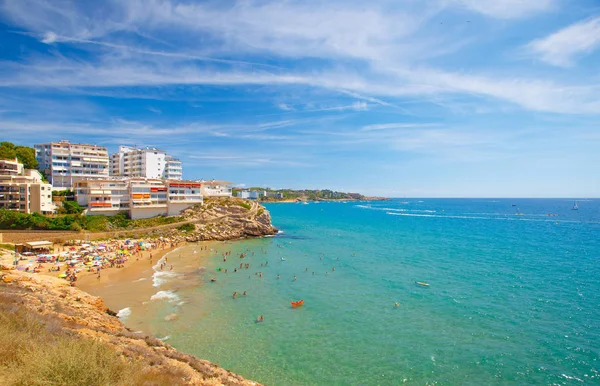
top-left (572, 201), bottom-right (578, 210)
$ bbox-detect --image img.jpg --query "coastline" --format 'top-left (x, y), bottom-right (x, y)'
top-left (0, 198), bottom-right (278, 385)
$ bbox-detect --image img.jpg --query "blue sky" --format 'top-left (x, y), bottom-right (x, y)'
top-left (0, 0), bottom-right (599, 197)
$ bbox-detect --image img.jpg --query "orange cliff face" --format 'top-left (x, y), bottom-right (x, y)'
top-left (0, 269), bottom-right (262, 386)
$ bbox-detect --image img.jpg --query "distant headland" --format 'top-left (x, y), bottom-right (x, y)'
top-left (233, 188), bottom-right (389, 202)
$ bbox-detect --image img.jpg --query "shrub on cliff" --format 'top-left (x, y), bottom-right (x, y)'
top-left (177, 223), bottom-right (195, 233)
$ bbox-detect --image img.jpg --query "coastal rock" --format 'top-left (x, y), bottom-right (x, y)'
top-left (0, 270), bottom-right (261, 386)
top-left (182, 198), bottom-right (278, 243)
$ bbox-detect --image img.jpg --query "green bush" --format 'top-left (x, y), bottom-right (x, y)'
top-left (60, 201), bottom-right (84, 215)
top-left (177, 223), bottom-right (195, 233)
top-left (84, 216), bottom-right (110, 232)
top-left (236, 201), bottom-right (252, 210)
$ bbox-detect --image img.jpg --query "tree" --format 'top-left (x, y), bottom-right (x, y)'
top-left (15, 146), bottom-right (38, 169)
top-left (0, 142), bottom-right (38, 169)
top-left (61, 201), bottom-right (85, 215)
top-left (0, 142), bottom-right (17, 161)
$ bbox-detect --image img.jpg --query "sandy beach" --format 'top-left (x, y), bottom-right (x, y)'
top-left (77, 241), bottom-right (222, 328)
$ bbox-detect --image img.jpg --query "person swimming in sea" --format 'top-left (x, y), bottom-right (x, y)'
top-left (395, 302), bottom-right (399, 307)
top-left (293, 275), bottom-right (297, 281)
top-left (233, 292), bottom-right (238, 299)
top-left (256, 315), bottom-right (264, 323)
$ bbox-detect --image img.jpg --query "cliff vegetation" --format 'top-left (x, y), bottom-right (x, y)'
top-left (0, 270), bottom-right (260, 386)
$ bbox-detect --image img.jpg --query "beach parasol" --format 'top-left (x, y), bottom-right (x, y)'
top-left (58, 273), bottom-right (67, 278)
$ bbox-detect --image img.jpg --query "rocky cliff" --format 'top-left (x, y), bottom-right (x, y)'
top-left (0, 270), bottom-right (260, 386)
top-left (181, 197), bottom-right (278, 242)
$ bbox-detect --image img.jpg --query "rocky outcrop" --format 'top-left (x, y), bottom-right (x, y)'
top-left (0, 270), bottom-right (260, 386)
top-left (182, 198), bottom-right (278, 242)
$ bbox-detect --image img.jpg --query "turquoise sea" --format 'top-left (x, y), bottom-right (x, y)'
top-left (122, 199), bottom-right (600, 385)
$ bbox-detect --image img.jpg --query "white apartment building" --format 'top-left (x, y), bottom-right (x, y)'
top-left (0, 159), bottom-right (55, 214)
top-left (237, 190), bottom-right (265, 200)
top-left (164, 156), bottom-right (183, 180)
top-left (200, 180), bottom-right (233, 197)
top-left (110, 146), bottom-right (183, 180)
top-left (74, 179), bottom-right (130, 217)
top-left (74, 178), bottom-right (203, 219)
top-left (34, 140), bottom-right (109, 189)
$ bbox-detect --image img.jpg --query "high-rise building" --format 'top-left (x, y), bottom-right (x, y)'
top-left (0, 158), bottom-right (55, 214)
top-left (164, 155), bottom-right (183, 180)
top-left (34, 140), bottom-right (109, 189)
top-left (109, 146), bottom-right (183, 180)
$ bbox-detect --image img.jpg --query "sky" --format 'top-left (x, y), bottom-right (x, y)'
top-left (0, 0), bottom-right (599, 198)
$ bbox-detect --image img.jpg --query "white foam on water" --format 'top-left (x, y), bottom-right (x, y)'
top-left (133, 277), bottom-right (147, 282)
top-left (386, 212), bottom-right (592, 224)
top-left (150, 290), bottom-right (180, 303)
top-left (158, 335), bottom-right (170, 341)
top-left (561, 374), bottom-right (583, 382)
top-left (116, 307), bottom-right (131, 321)
top-left (152, 270), bottom-right (179, 287)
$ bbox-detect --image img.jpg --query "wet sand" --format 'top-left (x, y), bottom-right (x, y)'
top-left (78, 242), bottom-right (219, 323)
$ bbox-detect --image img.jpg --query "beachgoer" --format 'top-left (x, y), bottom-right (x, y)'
top-left (293, 276), bottom-right (297, 281)
top-left (395, 302), bottom-right (399, 307)
top-left (243, 291), bottom-right (246, 296)
top-left (233, 292), bottom-right (238, 299)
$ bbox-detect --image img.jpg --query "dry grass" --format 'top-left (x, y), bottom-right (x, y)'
top-left (0, 295), bottom-right (186, 386)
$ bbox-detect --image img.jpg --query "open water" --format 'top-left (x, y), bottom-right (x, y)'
top-left (123, 199), bottom-right (600, 385)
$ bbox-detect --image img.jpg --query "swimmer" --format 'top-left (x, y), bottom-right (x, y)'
top-left (332, 267), bottom-right (335, 271)
top-left (256, 315), bottom-right (264, 323)
top-left (243, 291), bottom-right (247, 296)
top-left (233, 292), bottom-right (238, 299)
top-left (277, 274), bottom-right (280, 279)
top-left (293, 276), bottom-right (297, 281)
top-left (395, 302), bottom-right (399, 307)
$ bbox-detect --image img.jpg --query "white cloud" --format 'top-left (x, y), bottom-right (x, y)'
top-left (304, 101), bottom-right (369, 112)
top-left (0, 0), bottom-right (599, 116)
top-left (528, 16), bottom-right (600, 67)
top-left (277, 103), bottom-right (295, 111)
top-left (452, 0), bottom-right (556, 19)
top-left (41, 31), bottom-right (57, 44)
top-left (361, 123), bottom-right (440, 131)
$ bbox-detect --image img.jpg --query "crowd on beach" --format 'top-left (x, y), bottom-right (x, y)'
top-left (10, 236), bottom-right (184, 286)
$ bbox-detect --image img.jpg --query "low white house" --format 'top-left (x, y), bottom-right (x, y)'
top-left (200, 180), bottom-right (233, 197)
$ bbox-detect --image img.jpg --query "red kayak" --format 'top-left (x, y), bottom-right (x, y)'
top-left (291, 300), bottom-right (304, 308)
